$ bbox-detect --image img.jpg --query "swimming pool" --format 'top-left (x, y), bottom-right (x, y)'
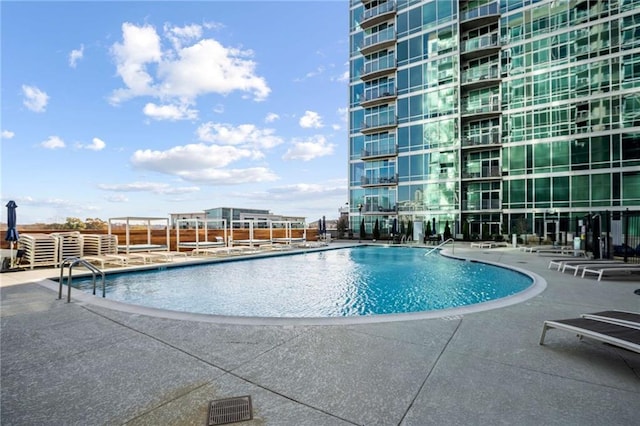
top-left (71, 246), bottom-right (538, 320)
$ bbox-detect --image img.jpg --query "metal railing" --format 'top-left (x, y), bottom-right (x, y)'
top-left (59, 257), bottom-right (105, 303)
top-left (424, 238), bottom-right (455, 256)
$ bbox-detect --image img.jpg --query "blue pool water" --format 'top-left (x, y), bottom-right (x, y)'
top-left (72, 246), bottom-right (533, 318)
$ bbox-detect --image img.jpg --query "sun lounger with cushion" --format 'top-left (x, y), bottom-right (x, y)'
top-left (540, 315), bottom-right (640, 353)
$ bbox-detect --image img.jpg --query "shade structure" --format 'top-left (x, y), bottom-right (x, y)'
top-left (5, 201), bottom-right (19, 268)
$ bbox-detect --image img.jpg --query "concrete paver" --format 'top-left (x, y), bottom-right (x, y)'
top-left (1, 244), bottom-right (639, 425)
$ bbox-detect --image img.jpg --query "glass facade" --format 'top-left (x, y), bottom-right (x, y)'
top-left (348, 0), bottom-right (640, 240)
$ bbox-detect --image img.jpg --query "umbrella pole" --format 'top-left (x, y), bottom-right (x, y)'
top-left (9, 242), bottom-right (14, 268)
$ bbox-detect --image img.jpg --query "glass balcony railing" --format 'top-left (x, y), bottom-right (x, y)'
top-left (461, 101), bottom-right (500, 115)
top-left (362, 142), bottom-right (397, 158)
top-left (362, 81), bottom-right (396, 104)
top-left (362, 1), bottom-right (395, 23)
top-left (361, 174), bottom-right (398, 186)
top-left (461, 33), bottom-right (500, 53)
top-left (462, 128), bottom-right (501, 146)
top-left (460, 1), bottom-right (498, 22)
top-left (362, 114), bottom-right (397, 131)
top-left (361, 27), bottom-right (396, 52)
top-left (461, 65), bottom-right (499, 84)
top-left (461, 166), bottom-right (501, 179)
top-left (361, 55), bottom-right (396, 77)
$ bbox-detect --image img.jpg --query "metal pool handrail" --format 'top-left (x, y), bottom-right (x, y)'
top-left (59, 257), bottom-right (105, 303)
top-left (424, 238), bottom-right (455, 256)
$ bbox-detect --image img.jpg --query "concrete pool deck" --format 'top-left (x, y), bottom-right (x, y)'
top-left (1, 243), bottom-right (639, 425)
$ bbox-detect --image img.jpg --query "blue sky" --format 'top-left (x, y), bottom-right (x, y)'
top-left (1, 0), bottom-right (349, 225)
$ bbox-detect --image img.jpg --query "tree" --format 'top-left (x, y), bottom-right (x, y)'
top-left (336, 215), bottom-right (349, 238)
top-left (85, 218), bottom-right (107, 230)
top-left (443, 220), bottom-right (452, 240)
top-left (64, 217), bottom-right (86, 230)
top-left (373, 218), bottom-right (380, 240)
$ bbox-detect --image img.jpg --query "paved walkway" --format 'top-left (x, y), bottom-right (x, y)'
top-left (1, 244), bottom-right (639, 425)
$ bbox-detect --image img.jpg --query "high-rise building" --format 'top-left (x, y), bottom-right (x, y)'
top-left (348, 0), bottom-right (640, 242)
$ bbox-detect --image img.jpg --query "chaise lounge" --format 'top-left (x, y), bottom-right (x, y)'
top-left (539, 310), bottom-right (640, 353)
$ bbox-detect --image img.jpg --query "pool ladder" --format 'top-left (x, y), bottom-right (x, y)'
top-left (424, 238), bottom-right (455, 256)
top-left (59, 257), bottom-right (105, 303)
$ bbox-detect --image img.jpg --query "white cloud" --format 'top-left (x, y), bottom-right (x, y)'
top-left (77, 137), bottom-right (106, 151)
top-left (176, 167), bottom-right (278, 184)
top-left (109, 22), bottom-right (270, 106)
top-left (1, 130), bottom-right (15, 139)
top-left (243, 181), bottom-right (347, 202)
top-left (132, 143), bottom-right (252, 171)
top-left (163, 23), bottom-right (202, 50)
top-left (69, 44), bottom-right (84, 68)
top-left (143, 102), bottom-right (198, 121)
top-left (105, 194), bottom-right (129, 203)
top-left (14, 195), bottom-right (99, 214)
top-left (40, 136), bottom-right (65, 149)
top-left (109, 23), bottom-right (162, 102)
top-left (264, 112), bottom-right (279, 123)
top-left (282, 135), bottom-right (335, 161)
top-left (130, 143), bottom-right (279, 185)
top-left (22, 85), bottom-right (49, 112)
top-left (98, 181), bottom-right (200, 194)
top-left (299, 110), bottom-right (323, 128)
top-left (196, 122), bottom-right (283, 149)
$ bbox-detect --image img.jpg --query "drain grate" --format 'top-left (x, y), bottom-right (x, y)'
top-left (208, 396), bottom-right (253, 425)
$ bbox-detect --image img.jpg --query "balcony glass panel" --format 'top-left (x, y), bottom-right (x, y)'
top-left (362, 1), bottom-right (395, 22)
top-left (363, 80), bottom-right (396, 103)
top-left (461, 33), bottom-right (499, 53)
top-left (362, 26), bottom-right (395, 50)
top-left (363, 55), bottom-right (396, 76)
top-left (461, 1), bottom-right (498, 22)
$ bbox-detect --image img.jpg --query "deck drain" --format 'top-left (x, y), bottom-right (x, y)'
top-left (208, 396), bottom-right (253, 425)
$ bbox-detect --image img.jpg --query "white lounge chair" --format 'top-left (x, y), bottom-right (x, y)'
top-left (560, 260), bottom-right (624, 276)
top-left (540, 314), bottom-right (640, 353)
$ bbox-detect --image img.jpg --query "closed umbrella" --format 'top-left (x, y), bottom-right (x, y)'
top-left (322, 215), bottom-right (326, 236)
top-left (5, 201), bottom-right (19, 268)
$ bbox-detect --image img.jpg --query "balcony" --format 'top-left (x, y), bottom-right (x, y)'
top-left (361, 55), bottom-right (396, 81)
top-left (460, 1), bottom-right (499, 30)
top-left (460, 65), bottom-right (500, 90)
top-left (361, 143), bottom-right (397, 160)
top-left (461, 100), bottom-right (501, 119)
top-left (360, 27), bottom-right (396, 56)
top-left (360, 85), bottom-right (396, 108)
top-left (361, 116), bottom-right (397, 134)
top-left (460, 33), bottom-right (500, 60)
top-left (360, 1), bottom-right (396, 30)
top-left (461, 166), bottom-right (501, 180)
top-left (461, 128), bottom-right (501, 148)
top-left (360, 174), bottom-right (398, 187)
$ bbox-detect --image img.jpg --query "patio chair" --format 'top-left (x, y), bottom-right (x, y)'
top-left (539, 313), bottom-right (640, 354)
